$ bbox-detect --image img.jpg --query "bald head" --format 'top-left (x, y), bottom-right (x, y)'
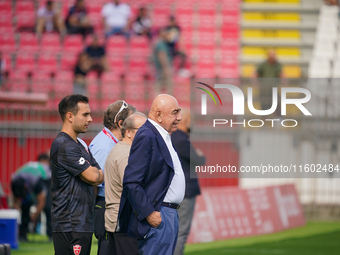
top-left (149, 94), bottom-right (182, 134)
top-left (267, 49), bottom-right (277, 64)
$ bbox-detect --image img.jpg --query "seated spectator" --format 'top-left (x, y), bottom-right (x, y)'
top-left (85, 35), bottom-right (108, 77)
top-left (153, 28), bottom-right (173, 94)
top-left (36, 1), bottom-right (66, 37)
top-left (65, 0), bottom-right (93, 38)
top-left (73, 52), bottom-right (91, 94)
top-left (131, 7), bottom-right (152, 40)
top-left (101, 0), bottom-right (132, 39)
top-left (165, 16), bottom-right (190, 77)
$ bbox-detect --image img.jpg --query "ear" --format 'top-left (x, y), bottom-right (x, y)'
top-left (117, 120), bottom-right (123, 129)
top-left (66, 112), bottom-right (74, 123)
top-left (156, 111), bottom-right (162, 123)
top-left (126, 129), bottom-right (132, 138)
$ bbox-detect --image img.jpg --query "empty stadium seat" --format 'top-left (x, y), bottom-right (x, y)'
top-left (0, 13), bottom-right (14, 33)
top-left (37, 53), bottom-right (58, 73)
top-left (129, 36), bottom-right (151, 56)
top-left (63, 35), bottom-right (83, 54)
top-left (16, 12), bottom-right (35, 32)
top-left (18, 33), bottom-right (39, 53)
top-left (60, 53), bottom-right (78, 71)
top-left (106, 36), bottom-right (127, 55)
top-left (0, 1), bottom-right (12, 14)
top-left (0, 33), bottom-right (16, 52)
top-left (16, 53), bottom-right (36, 73)
top-left (15, 1), bottom-right (35, 13)
top-left (41, 33), bottom-right (61, 52)
top-left (107, 54), bottom-right (126, 76)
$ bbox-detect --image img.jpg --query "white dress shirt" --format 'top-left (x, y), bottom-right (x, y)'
top-left (148, 119), bottom-right (185, 204)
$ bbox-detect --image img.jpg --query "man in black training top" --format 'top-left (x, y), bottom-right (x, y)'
top-left (50, 94), bottom-right (104, 255)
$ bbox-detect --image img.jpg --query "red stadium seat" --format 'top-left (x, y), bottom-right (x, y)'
top-left (107, 54), bottom-right (126, 76)
top-left (0, 33), bottom-right (16, 53)
top-left (41, 33), bottom-right (61, 52)
top-left (0, 13), bottom-right (14, 34)
top-left (18, 33), bottom-right (39, 53)
top-left (16, 53), bottom-right (36, 73)
top-left (16, 12), bottom-right (35, 32)
top-left (15, 1), bottom-right (35, 13)
top-left (106, 36), bottom-right (127, 55)
top-left (129, 36), bottom-right (151, 56)
top-left (37, 53), bottom-right (58, 73)
top-left (197, 1), bottom-right (218, 16)
top-left (31, 71), bottom-right (53, 93)
top-left (127, 56), bottom-right (150, 76)
top-left (87, 2), bottom-right (102, 14)
top-left (63, 35), bottom-right (83, 54)
top-left (60, 53), bottom-right (78, 71)
top-left (0, 2), bottom-right (13, 14)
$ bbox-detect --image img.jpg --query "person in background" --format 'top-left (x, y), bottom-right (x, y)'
top-left (104, 112), bottom-right (147, 255)
top-left (255, 49), bottom-right (283, 114)
top-left (50, 94), bottom-right (103, 255)
top-left (11, 155), bottom-right (50, 241)
top-left (131, 7), bottom-right (152, 40)
top-left (101, 0), bottom-right (132, 39)
top-left (85, 35), bottom-right (109, 78)
top-left (0, 51), bottom-right (8, 86)
top-left (65, 0), bottom-right (93, 38)
top-left (89, 101), bottom-right (136, 255)
top-left (172, 109), bottom-right (206, 255)
top-left (36, 0), bottom-right (65, 37)
top-left (117, 94), bottom-right (184, 255)
top-left (153, 28), bottom-right (173, 94)
top-left (165, 16), bottom-right (190, 78)
top-left (73, 52), bottom-right (91, 95)
top-left (37, 153), bottom-right (53, 241)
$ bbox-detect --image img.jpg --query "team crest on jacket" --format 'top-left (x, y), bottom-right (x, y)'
top-left (73, 244), bottom-right (81, 255)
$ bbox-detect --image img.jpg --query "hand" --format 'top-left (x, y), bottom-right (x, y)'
top-left (196, 148), bottom-right (204, 157)
top-left (146, 211), bottom-right (162, 228)
top-left (30, 212), bottom-right (39, 223)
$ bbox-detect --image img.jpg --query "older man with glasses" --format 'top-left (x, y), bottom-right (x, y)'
top-left (89, 100), bottom-right (136, 255)
top-left (104, 112), bottom-right (147, 255)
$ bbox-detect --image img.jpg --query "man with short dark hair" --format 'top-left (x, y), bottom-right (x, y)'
top-left (89, 100), bottom-right (135, 255)
top-left (105, 113), bottom-right (147, 254)
top-left (118, 94), bottom-right (185, 254)
top-left (50, 94), bottom-right (103, 255)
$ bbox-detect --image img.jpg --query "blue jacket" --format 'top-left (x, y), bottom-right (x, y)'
top-left (117, 120), bottom-right (174, 239)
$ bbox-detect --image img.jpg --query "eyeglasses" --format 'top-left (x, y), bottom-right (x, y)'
top-left (113, 101), bottom-right (128, 123)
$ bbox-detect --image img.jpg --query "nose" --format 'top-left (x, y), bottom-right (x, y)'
top-left (177, 112), bottom-right (182, 121)
top-left (88, 115), bottom-right (93, 122)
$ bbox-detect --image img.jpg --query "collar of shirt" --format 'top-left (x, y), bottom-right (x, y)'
top-left (148, 118), bottom-right (170, 143)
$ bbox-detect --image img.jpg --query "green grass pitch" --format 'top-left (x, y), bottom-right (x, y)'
top-left (11, 221), bottom-right (340, 255)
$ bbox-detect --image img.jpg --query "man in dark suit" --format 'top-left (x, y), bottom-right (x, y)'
top-left (171, 109), bottom-right (206, 255)
top-left (117, 94), bottom-right (185, 255)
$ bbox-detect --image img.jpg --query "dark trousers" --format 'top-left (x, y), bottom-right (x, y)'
top-left (20, 200), bottom-right (32, 240)
top-left (94, 198), bottom-right (108, 255)
top-left (53, 232), bottom-right (93, 255)
top-left (107, 232), bottom-right (139, 255)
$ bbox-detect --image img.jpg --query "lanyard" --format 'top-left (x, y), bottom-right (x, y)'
top-left (102, 128), bottom-right (118, 144)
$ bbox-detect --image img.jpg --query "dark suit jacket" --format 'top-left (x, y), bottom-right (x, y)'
top-left (171, 130), bottom-right (206, 198)
top-left (117, 120), bottom-right (175, 239)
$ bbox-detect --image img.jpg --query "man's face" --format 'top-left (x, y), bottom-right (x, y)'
top-left (160, 100), bottom-right (182, 134)
top-left (72, 102), bottom-right (92, 134)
